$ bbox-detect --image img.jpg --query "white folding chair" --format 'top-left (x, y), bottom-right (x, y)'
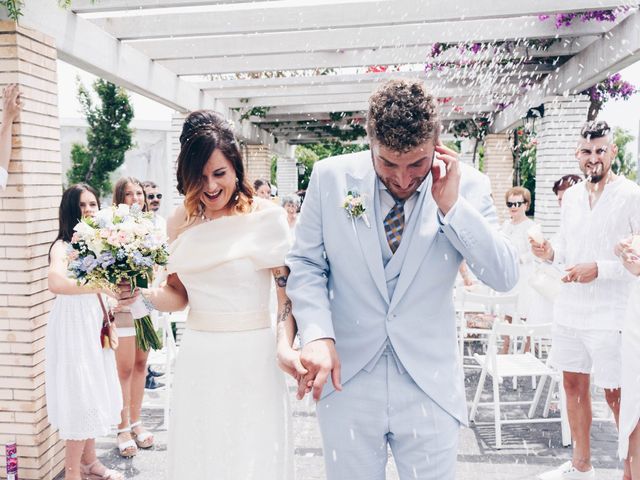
top-left (144, 308), bottom-right (188, 429)
top-left (469, 321), bottom-right (571, 449)
top-left (456, 287), bottom-right (519, 369)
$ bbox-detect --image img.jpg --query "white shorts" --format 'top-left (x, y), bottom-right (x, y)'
top-left (550, 324), bottom-right (622, 389)
top-left (116, 327), bottom-right (136, 337)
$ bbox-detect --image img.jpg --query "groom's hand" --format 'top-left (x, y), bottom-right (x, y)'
top-left (297, 338), bottom-right (342, 401)
top-left (431, 142), bottom-right (461, 216)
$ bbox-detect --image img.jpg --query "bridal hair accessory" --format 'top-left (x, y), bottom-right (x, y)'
top-left (342, 190), bottom-right (370, 228)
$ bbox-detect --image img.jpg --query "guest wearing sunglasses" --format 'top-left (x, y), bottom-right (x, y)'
top-left (142, 181), bottom-right (167, 390)
top-left (500, 186), bottom-right (538, 353)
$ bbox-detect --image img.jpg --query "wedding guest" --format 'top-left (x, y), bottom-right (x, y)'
top-left (111, 177), bottom-right (155, 457)
top-left (142, 180), bottom-right (166, 387)
top-left (500, 186), bottom-right (537, 353)
top-left (142, 180), bottom-right (166, 232)
top-left (281, 194), bottom-right (300, 237)
top-left (615, 240), bottom-right (640, 480)
top-left (0, 84), bottom-right (22, 190)
top-left (533, 121), bottom-right (640, 480)
top-left (46, 184), bottom-right (124, 480)
top-left (254, 178), bottom-right (272, 199)
top-left (138, 110), bottom-right (303, 478)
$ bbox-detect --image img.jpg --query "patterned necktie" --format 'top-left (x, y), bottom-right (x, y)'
top-left (384, 199), bottom-right (405, 254)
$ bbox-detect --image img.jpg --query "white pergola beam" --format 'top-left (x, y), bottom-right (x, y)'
top-left (226, 93), bottom-right (518, 109)
top-left (266, 102), bottom-right (497, 116)
top-left (16, 0), bottom-right (212, 112)
top-left (72, 0), bottom-right (274, 13)
top-left (91, 0), bottom-right (630, 40)
top-left (160, 44), bottom-right (572, 75)
top-left (195, 67), bottom-right (553, 90)
top-left (492, 10), bottom-right (640, 132)
top-left (127, 18), bottom-right (602, 60)
top-left (204, 82), bottom-right (526, 100)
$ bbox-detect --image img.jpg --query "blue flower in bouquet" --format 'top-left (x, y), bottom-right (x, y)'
top-left (81, 254), bottom-right (99, 273)
top-left (98, 251), bottom-right (116, 269)
top-left (116, 248), bottom-right (127, 261)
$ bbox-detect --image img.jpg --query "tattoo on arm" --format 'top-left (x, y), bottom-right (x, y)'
top-left (279, 299), bottom-right (292, 324)
top-left (273, 268), bottom-right (289, 288)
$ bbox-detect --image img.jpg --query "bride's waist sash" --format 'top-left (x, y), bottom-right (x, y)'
top-left (186, 309), bottom-right (271, 332)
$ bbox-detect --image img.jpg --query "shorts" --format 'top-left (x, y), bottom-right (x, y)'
top-left (550, 324), bottom-right (622, 389)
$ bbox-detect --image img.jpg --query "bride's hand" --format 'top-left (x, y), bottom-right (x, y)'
top-left (276, 345), bottom-right (308, 381)
top-left (115, 281), bottom-right (140, 307)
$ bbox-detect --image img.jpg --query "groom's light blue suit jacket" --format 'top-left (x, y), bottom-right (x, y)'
top-left (286, 151), bottom-right (519, 423)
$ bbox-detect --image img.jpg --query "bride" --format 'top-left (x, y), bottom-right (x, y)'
top-left (141, 110), bottom-right (305, 479)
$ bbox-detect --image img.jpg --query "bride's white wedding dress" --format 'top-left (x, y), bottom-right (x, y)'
top-left (166, 199), bottom-right (294, 479)
top-left (619, 278), bottom-right (640, 459)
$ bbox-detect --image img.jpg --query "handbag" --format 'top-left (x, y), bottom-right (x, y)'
top-left (97, 294), bottom-right (119, 350)
top-left (529, 262), bottom-right (564, 302)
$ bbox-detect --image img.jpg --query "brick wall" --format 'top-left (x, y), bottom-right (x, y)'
top-left (484, 133), bottom-right (513, 223)
top-left (534, 95), bottom-right (589, 236)
top-left (244, 144), bottom-right (272, 185)
top-left (0, 20), bottom-right (64, 480)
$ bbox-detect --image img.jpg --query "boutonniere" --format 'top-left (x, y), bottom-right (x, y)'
top-left (342, 190), bottom-right (370, 228)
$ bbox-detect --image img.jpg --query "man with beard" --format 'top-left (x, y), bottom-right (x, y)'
top-left (532, 121), bottom-right (640, 480)
top-left (286, 79), bottom-right (518, 480)
top-left (142, 180), bottom-right (167, 389)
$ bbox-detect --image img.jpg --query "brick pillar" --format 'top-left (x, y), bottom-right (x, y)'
top-left (276, 156), bottom-right (297, 196)
top-left (0, 21), bottom-right (64, 480)
top-left (169, 112), bottom-right (186, 209)
top-left (484, 133), bottom-right (513, 223)
top-left (244, 144), bottom-right (272, 185)
top-left (534, 95), bottom-right (589, 236)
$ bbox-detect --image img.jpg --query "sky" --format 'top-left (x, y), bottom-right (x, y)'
top-left (56, 58), bottom-right (640, 159)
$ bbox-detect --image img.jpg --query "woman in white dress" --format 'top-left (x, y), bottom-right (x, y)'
top-left (46, 184), bottom-right (123, 480)
top-left (616, 239), bottom-right (640, 479)
top-left (500, 186), bottom-right (538, 353)
top-left (111, 177), bottom-right (155, 457)
top-left (140, 111), bottom-right (304, 479)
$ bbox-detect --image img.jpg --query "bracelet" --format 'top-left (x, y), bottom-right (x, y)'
top-left (140, 290), bottom-right (157, 312)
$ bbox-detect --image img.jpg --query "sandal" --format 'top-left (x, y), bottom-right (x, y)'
top-left (116, 427), bottom-right (137, 458)
top-left (80, 460), bottom-right (124, 479)
top-left (130, 420), bottom-right (154, 449)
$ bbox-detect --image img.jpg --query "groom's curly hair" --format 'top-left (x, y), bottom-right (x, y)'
top-left (366, 79), bottom-right (440, 152)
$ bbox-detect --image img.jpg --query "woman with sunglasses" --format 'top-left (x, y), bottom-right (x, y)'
top-left (500, 186), bottom-right (538, 353)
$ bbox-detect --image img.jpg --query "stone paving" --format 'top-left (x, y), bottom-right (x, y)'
top-left (55, 367), bottom-right (625, 479)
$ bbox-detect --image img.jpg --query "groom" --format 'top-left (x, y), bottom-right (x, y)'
top-left (285, 79), bottom-right (519, 479)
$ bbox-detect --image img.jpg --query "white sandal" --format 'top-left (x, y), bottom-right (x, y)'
top-left (130, 420), bottom-right (154, 449)
top-left (80, 460), bottom-right (124, 479)
top-left (116, 426), bottom-right (137, 457)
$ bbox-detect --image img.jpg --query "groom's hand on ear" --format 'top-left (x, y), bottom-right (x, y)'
top-left (431, 142), bottom-right (461, 216)
top-left (297, 338), bottom-right (342, 401)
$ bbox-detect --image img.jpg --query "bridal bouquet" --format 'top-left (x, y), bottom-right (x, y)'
top-left (67, 203), bottom-right (169, 351)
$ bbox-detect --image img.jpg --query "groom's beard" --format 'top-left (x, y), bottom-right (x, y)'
top-left (378, 174), bottom-right (428, 201)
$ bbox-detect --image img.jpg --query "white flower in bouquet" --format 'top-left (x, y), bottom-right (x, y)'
top-left (115, 203), bottom-right (130, 217)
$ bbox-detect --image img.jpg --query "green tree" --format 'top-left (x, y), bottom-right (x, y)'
top-left (67, 78), bottom-right (134, 197)
top-left (612, 126), bottom-right (637, 180)
top-left (294, 142), bottom-right (369, 191)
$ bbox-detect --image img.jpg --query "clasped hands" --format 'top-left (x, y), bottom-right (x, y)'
top-left (529, 238), bottom-right (598, 283)
top-left (278, 338), bottom-right (342, 402)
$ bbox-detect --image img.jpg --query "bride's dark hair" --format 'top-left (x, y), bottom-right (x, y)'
top-left (176, 110), bottom-right (253, 223)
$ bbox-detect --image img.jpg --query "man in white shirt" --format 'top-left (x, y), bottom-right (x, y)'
top-left (0, 84), bottom-right (22, 191)
top-left (142, 180), bottom-right (167, 389)
top-left (532, 121), bottom-right (640, 480)
top-left (142, 181), bottom-right (167, 233)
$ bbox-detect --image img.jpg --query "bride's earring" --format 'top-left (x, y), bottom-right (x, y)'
top-left (234, 178), bottom-right (240, 201)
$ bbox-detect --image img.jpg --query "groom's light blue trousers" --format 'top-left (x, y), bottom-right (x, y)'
top-left (316, 345), bottom-right (460, 480)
